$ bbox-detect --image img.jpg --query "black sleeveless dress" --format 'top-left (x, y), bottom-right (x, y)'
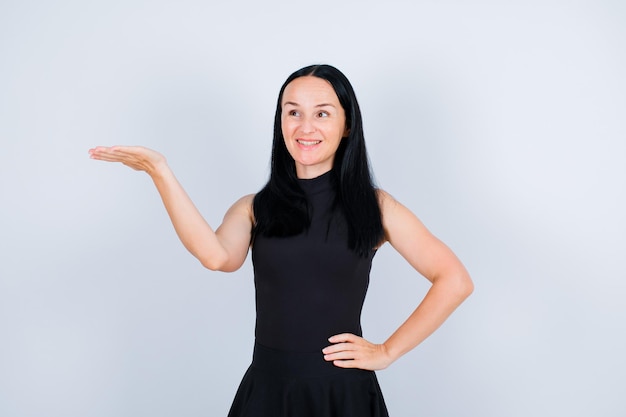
top-left (227, 171), bottom-right (389, 417)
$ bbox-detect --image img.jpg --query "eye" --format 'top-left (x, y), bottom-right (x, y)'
top-left (288, 110), bottom-right (300, 116)
top-left (317, 111), bottom-right (329, 118)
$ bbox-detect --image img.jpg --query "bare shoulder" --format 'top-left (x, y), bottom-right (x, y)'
top-left (376, 188), bottom-right (398, 210)
top-left (375, 188), bottom-right (431, 243)
top-left (225, 193), bottom-right (255, 222)
top-left (376, 188), bottom-right (409, 220)
top-left (232, 193), bottom-right (255, 209)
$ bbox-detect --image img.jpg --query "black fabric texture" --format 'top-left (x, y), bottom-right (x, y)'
top-left (252, 170), bottom-right (376, 352)
top-left (228, 170), bottom-right (388, 416)
top-left (227, 343), bottom-right (389, 417)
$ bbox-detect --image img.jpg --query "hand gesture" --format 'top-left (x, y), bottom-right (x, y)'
top-left (322, 333), bottom-right (393, 371)
top-left (88, 146), bottom-right (167, 176)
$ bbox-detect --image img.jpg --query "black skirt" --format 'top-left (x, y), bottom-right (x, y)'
top-left (227, 342), bottom-right (389, 417)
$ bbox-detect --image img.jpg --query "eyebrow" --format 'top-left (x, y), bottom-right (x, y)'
top-left (283, 101), bottom-right (337, 108)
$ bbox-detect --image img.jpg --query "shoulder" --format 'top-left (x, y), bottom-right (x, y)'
top-left (375, 188), bottom-right (426, 242)
top-left (225, 193), bottom-right (255, 222)
top-left (236, 193), bottom-right (255, 206)
top-left (376, 188), bottom-right (401, 215)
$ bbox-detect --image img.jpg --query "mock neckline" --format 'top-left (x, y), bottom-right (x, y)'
top-left (297, 170), bottom-right (333, 195)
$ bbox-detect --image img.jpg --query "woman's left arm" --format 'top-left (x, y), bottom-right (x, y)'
top-left (323, 190), bottom-right (473, 370)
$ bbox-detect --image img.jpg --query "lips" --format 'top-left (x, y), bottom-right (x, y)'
top-left (296, 139), bottom-right (321, 146)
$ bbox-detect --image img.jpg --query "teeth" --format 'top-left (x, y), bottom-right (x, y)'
top-left (297, 140), bottom-right (321, 146)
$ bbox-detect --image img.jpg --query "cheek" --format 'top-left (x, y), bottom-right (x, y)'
top-left (280, 124), bottom-right (293, 150)
top-left (281, 119), bottom-right (292, 137)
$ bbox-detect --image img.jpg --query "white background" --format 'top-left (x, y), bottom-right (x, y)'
top-left (1, 1), bottom-right (624, 416)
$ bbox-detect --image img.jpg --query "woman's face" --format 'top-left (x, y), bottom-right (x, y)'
top-left (281, 76), bottom-right (348, 179)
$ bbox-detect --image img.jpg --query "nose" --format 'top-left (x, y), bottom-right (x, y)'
top-left (300, 115), bottom-right (316, 134)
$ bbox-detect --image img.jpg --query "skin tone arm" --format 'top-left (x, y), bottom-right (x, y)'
top-left (322, 190), bottom-right (474, 370)
top-left (88, 146), bottom-right (254, 272)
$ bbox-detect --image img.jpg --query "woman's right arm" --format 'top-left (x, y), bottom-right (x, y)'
top-left (89, 146), bottom-right (254, 272)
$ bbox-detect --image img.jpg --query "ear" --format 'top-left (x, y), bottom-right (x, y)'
top-left (343, 126), bottom-right (350, 138)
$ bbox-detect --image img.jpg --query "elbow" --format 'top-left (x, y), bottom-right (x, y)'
top-left (200, 258), bottom-right (223, 271)
top-left (436, 270), bottom-right (473, 302)
top-left (198, 251), bottom-right (230, 272)
top-left (455, 272), bottom-right (474, 301)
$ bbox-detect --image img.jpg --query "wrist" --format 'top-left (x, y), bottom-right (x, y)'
top-left (381, 341), bottom-right (403, 365)
top-left (148, 159), bottom-right (171, 180)
top-left (379, 343), bottom-right (396, 369)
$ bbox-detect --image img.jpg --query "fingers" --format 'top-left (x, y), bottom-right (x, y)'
top-left (327, 333), bottom-right (360, 344)
top-left (322, 343), bottom-right (355, 358)
top-left (322, 334), bottom-right (369, 362)
top-left (88, 146), bottom-right (130, 162)
top-left (323, 333), bottom-right (366, 353)
top-left (88, 146), bottom-right (165, 174)
top-left (322, 333), bottom-right (392, 371)
top-left (323, 345), bottom-right (370, 370)
top-left (331, 359), bottom-right (358, 369)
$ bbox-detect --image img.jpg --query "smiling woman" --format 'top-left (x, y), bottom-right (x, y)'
top-left (281, 76), bottom-right (349, 179)
top-left (89, 64), bottom-right (473, 417)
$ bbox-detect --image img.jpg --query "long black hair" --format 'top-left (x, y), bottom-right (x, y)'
top-left (253, 64), bottom-right (383, 257)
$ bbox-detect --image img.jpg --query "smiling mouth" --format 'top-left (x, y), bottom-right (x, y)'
top-left (296, 140), bottom-right (321, 146)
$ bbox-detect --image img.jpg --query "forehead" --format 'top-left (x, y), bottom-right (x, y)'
top-left (282, 76), bottom-right (340, 105)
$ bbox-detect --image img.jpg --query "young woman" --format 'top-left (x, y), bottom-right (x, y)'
top-left (89, 64), bottom-right (473, 416)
